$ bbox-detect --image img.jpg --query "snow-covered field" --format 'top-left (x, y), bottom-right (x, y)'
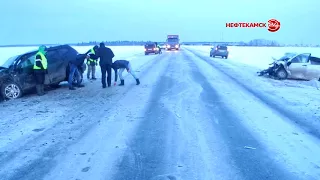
top-left (0, 46), bottom-right (144, 66)
top-left (188, 45), bottom-right (320, 69)
top-left (1, 46), bottom-right (320, 180)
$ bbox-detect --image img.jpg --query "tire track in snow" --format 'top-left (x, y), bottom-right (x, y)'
top-left (42, 53), bottom-right (175, 180)
top-left (111, 52), bottom-right (178, 180)
top-left (182, 50), bottom-right (295, 180)
top-left (185, 47), bottom-right (320, 140)
top-left (0, 54), bottom-right (168, 180)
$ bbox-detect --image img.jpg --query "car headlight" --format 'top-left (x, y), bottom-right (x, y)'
top-left (175, 45), bottom-right (178, 48)
top-left (167, 45), bottom-right (170, 48)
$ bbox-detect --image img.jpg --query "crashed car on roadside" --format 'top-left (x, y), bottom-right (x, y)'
top-left (0, 45), bottom-right (86, 99)
top-left (257, 53), bottom-right (320, 81)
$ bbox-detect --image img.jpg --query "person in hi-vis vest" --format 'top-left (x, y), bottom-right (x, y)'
top-left (85, 45), bottom-right (99, 80)
top-left (33, 45), bottom-right (48, 96)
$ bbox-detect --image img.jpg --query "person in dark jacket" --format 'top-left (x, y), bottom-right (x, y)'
top-left (98, 42), bottom-right (114, 88)
top-left (112, 60), bottom-right (140, 86)
top-left (68, 54), bottom-right (89, 90)
top-left (85, 45), bottom-right (99, 80)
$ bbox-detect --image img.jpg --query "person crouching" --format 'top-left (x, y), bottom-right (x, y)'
top-left (68, 54), bottom-right (89, 90)
top-left (112, 60), bottom-right (140, 86)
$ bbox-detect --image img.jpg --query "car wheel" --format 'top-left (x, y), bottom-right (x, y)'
top-left (145, 53), bottom-right (148, 55)
top-left (73, 73), bottom-right (83, 85)
top-left (225, 56), bottom-right (228, 59)
top-left (276, 67), bottom-right (288, 80)
top-left (1, 82), bottom-right (22, 99)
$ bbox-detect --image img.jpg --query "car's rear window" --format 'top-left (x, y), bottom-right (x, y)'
top-left (217, 46), bottom-right (227, 50)
top-left (145, 44), bottom-right (155, 48)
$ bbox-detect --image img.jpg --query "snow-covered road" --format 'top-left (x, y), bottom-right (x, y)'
top-left (1, 48), bottom-right (320, 180)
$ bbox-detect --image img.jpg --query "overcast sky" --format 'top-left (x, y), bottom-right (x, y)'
top-left (1, 0), bottom-right (319, 45)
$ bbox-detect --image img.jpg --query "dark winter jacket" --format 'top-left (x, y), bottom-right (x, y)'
top-left (98, 43), bottom-right (114, 66)
top-left (112, 60), bottom-right (129, 82)
top-left (112, 60), bottom-right (129, 69)
top-left (70, 54), bottom-right (87, 66)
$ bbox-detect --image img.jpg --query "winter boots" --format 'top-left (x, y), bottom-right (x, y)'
top-left (69, 84), bottom-right (85, 90)
top-left (118, 79), bottom-right (139, 86)
top-left (36, 85), bottom-right (45, 96)
top-left (119, 80), bottom-right (124, 86)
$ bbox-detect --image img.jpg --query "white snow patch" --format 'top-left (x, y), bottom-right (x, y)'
top-left (187, 45), bottom-right (320, 69)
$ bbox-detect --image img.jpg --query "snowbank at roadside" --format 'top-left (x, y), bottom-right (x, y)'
top-left (187, 45), bottom-right (320, 69)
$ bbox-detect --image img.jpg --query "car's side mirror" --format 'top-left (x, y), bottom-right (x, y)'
top-left (287, 61), bottom-right (292, 66)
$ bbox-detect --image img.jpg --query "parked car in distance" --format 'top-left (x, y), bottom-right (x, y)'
top-left (258, 52), bottom-right (320, 80)
top-left (210, 45), bottom-right (229, 59)
top-left (144, 43), bottom-right (159, 55)
top-left (0, 45), bottom-right (86, 99)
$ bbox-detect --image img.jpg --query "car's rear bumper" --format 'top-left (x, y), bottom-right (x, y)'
top-left (145, 51), bottom-right (158, 53)
top-left (212, 52), bottom-right (228, 56)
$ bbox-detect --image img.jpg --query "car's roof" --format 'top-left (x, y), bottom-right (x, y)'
top-left (21, 45), bottom-right (74, 56)
top-left (284, 52), bottom-right (298, 57)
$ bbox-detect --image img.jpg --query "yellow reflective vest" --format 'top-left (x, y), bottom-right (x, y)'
top-left (33, 52), bottom-right (48, 70)
top-left (87, 48), bottom-right (97, 65)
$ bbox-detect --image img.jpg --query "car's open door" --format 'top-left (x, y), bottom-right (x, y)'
top-left (287, 53), bottom-right (310, 79)
top-left (15, 54), bottom-right (37, 90)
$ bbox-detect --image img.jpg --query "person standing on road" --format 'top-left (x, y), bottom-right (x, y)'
top-left (157, 44), bottom-right (162, 54)
top-left (112, 60), bottom-right (140, 86)
top-left (155, 42), bottom-right (162, 54)
top-left (33, 45), bottom-right (48, 96)
top-left (85, 45), bottom-right (99, 80)
top-left (98, 42), bottom-right (114, 88)
top-left (68, 54), bottom-right (89, 90)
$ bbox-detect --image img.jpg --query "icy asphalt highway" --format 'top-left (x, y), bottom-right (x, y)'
top-left (0, 48), bottom-right (320, 180)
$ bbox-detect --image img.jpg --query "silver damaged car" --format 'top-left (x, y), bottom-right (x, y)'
top-left (257, 53), bottom-right (320, 80)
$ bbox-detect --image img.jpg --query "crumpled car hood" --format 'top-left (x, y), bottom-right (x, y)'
top-left (0, 68), bottom-right (9, 77)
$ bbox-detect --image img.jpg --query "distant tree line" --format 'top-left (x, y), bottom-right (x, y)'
top-left (0, 39), bottom-right (319, 47)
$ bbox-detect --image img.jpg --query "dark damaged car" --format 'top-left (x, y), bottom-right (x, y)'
top-left (0, 45), bottom-right (86, 99)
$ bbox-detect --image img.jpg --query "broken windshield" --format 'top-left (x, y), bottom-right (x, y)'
top-left (1, 55), bottom-right (19, 68)
top-left (279, 53), bottom-right (296, 61)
